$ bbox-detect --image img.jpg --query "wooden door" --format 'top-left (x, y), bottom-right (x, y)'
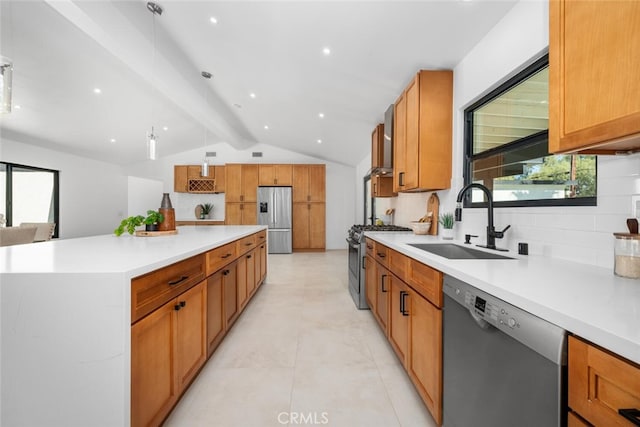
top-left (274, 164), bottom-right (293, 185)
top-left (245, 250), bottom-right (256, 297)
top-left (207, 272), bottom-right (225, 356)
top-left (237, 255), bottom-right (248, 310)
top-left (408, 289), bottom-right (442, 425)
top-left (389, 277), bottom-right (409, 367)
top-left (308, 203), bottom-right (325, 249)
top-left (549, 0), bottom-right (640, 154)
top-left (404, 74), bottom-right (419, 190)
top-left (292, 202), bottom-right (309, 249)
top-left (259, 164), bottom-right (275, 185)
top-left (175, 281), bottom-right (206, 392)
top-left (223, 263), bottom-right (238, 329)
top-left (241, 203), bottom-right (257, 225)
top-left (292, 165), bottom-right (310, 202)
top-left (225, 203), bottom-right (242, 225)
top-left (308, 165), bottom-right (325, 202)
top-left (214, 165), bottom-right (225, 193)
top-left (365, 254), bottom-right (376, 311)
top-left (259, 242), bottom-right (267, 284)
top-left (131, 301), bottom-right (177, 427)
top-left (225, 164), bottom-right (243, 202)
top-left (375, 265), bottom-right (390, 333)
top-left (174, 166), bottom-right (189, 193)
top-left (393, 92), bottom-right (407, 193)
top-left (241, 164), bottom-right (259, 202)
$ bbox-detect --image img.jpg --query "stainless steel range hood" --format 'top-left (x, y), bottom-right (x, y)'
top-left (369, 104), bottom-right (394, 176)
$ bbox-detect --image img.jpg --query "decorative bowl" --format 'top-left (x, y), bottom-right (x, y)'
top-left (410, 221), bottom-right (432, 235)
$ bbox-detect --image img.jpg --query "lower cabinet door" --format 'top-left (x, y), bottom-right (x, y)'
top-left (175, 281), bottom-right (207, 392)
top-left (245, 250), bottom-right (256, 297)
top-left (389, 276), bottom-right (409, 366)
top-left (207, 271), bottom-right (225, 356)
top-left (375, 265), bottom-right (390, 332)
top-left (131, 301), bottom-right (177, 427)
top-left (408, 289), bottom-right (442, 425)
top-left (365, 255), bottom-right (376, 311)
top-left (224, 263), bottom-right (239, 329)
top-left (237, 256), bottom-right (248, 310)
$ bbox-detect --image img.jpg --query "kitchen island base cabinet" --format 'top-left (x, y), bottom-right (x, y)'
top-left (223, 263), bottom-right (239, 329)
top-left (131, 280), bottom-right (206, 427)
top-left (207, 271), bottom-right (225, 356)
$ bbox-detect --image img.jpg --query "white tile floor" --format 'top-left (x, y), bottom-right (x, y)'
top-left (164, 250), bottom-right (437, 427)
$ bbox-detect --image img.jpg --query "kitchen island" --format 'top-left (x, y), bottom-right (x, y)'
top-left (0, 225), bottom-right (266, 427)
top-left (366, 231), bottom-right (640, 365)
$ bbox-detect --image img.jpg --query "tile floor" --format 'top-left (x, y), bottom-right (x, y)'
top-left (164, 250), bottom-right (437, 427)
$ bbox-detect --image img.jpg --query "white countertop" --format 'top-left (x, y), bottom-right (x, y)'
top-left (366, 232), bottom-right (640, 365)
top-left (0, 225), bottom-right (266, 279)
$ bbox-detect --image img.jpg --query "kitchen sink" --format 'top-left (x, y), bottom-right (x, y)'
top-left (408, 243), bottom-right (514, 260)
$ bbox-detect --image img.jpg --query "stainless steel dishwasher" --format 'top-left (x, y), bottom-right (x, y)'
top-left (443, 275), bottom-right (567, 427)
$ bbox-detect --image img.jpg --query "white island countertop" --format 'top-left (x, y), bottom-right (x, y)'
top-left (0, 225), bottom-right (266, 427)
top-left (366, 232), bottom-right (640, 366)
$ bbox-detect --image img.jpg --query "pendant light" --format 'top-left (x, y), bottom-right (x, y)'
top-left (201, 71), bottom-right (212, 177)
top-left (146, 2), bottom-right (162, 160)
top-left (0, 58), bottom-right (12, 114)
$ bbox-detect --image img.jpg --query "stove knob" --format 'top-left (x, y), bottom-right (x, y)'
top-left (508, 318), bottom-right (517, 328)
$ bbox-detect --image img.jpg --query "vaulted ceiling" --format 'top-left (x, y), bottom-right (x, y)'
top-left (0, 0), bottom-right (517, 167)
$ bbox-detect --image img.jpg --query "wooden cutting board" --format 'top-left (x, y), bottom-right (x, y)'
top-left (135, 230), bottom-right (179, 237)
top-left (427, 193), bottom-right (439, 235)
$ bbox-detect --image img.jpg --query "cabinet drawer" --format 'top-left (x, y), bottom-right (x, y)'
top-left (206, 242), bottom-right (237, 276)
top-left (236, 234), bottom-right (257, 254)
top-left (256, 230), bottom-right (267, 245)
top-left (388, 249), bottom-right (408, 282)
top-left (569, 336), bottom-right (640, 427)
top-left (375, 243), bottom-right (390, 269)
top-left (131, 255), bottom-right (205, 323)
top-left (407, 259), bottom-right (442, 307)
top-left (365, 238), bottom-right (375, 258)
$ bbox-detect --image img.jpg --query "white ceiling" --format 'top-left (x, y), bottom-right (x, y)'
top-left (0, 0), bottom-right (517, 167)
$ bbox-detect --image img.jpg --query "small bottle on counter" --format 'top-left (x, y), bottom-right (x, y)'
top-left (614, 233), bottom-right (640, 279)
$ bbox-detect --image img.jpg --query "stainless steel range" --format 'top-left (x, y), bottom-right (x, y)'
top-left (347, 224), bottom-right (412, 309)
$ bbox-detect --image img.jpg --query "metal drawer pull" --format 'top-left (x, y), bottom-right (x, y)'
top-left (168, 275), bottom-right (189, 286)
top-left (245, 242), bottom-right (252, 246)
top-left (377, 252), bottom-right (386, 258)
top-left (400, 291), bottom-right (409, 316)
top-left (223, 270), bottom-right (230, 276)
top-left (619, 409), bottom-right (640, 426)
top-left (221, 253), bottom-right (232, 259)
top-left (381, 274), bottom-right (388, 292)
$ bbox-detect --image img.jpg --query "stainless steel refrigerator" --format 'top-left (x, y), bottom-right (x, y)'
top-left (257, 186), bottom-right (292, 254)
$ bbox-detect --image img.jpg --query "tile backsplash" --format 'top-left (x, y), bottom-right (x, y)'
top-left (378, 153), bottom-right (640, 269)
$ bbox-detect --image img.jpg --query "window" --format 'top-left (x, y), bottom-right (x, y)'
top-left (463, 55), bottom-right (596, 208)
top-left (0, 162), bottom-right (59, 237)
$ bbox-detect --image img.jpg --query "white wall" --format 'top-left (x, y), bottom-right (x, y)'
top-left (355, 0), bottom-right (640, 269)
top-left (0, 138), bottom-right (127, 239)
top-left (124, 142), bottom-right (356, 250)
top-left (127, 176), bottom-right (163, 217)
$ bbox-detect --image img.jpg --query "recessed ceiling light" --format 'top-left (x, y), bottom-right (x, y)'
top-left (317, 139), bottom-right (322, 144)
top-left (318, 112), bottom-right (325, 119)
top-left (163, 126), bottom-right (168, 131)
top-left (322, 47), bottom-right (331, 56)
top-left (264, 125), bottom-right (269, 130)
top-left (93, 88), bottom-right (102, 94)
top-left (110, 138), bottom-right (116, 143)
top-left (210, 16), bottom-right (218, 24)
top-left (250, 93), bottom-right (256, 99)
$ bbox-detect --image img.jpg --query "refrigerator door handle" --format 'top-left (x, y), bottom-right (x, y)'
top-left (273, 191), bottom-right (277, 225)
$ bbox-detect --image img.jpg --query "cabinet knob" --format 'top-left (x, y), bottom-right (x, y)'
top-left (174, 304), bottom-right (181, 311)
top-left (223, 269), bottom-right (229, 276)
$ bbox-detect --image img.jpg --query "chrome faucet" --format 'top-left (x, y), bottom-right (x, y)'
top-left (455, 183), bottom-right (510, 251)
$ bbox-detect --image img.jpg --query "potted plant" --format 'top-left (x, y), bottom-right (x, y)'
top-left (143, 210), bottom-right (165, 231)
top-left (199, 203), bottom-right (214, 219)
top-left (114, 215), bottom-right (145, 236)
top-left (439, 212), bottom-right (455, 240)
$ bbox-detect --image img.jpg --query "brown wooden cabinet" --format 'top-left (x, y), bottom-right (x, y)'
top-left (174, 165), bottom-right (225, 193)
top-left (225, 202), bottom-right (257, 225)
top-left (258, 239), bottom-right (267, 285)
top-left (259, 164), bottom-right (293, 186)
top-left (365, 253), bottom-right (376, 310)
top-left (375, 264), bottom-right (390, 332)
top-left (131, 280), bottom-right (206, 427)
top-left (393, 70), bottom-right (453, 193)
top-left (225, 164), bottom-right (258, 202)
top-left (372, 175), bottom-right (394, 198)
top-left (568, 335), bottom-right (640, 426)
top-left (223, 262), bottom-right (239, 329)
top-left (293, 164), bottom-right (325, 203)
top-left (549, 0), bottom-right (640, 154)
top-left (206, 270), bottom-right (225, 356)
top-left (292, 202), bottom-right (325, 251)
top-left (389, 277), bottom-right (410, 367)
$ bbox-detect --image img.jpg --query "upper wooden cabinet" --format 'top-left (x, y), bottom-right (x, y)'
top-left (549, 0), bottom-right (640, 154)
top-left (393, 70), bottom-right (453, 192)
top-left (174, 165), bottom-right (225, 193)
top-left (225, 164), bottom-right (258, 202)
top-left (292, 164), bottom-right (325, 202)
top-left (371, 123), bottom-right (385, 169)
top-left (372, 175), bottom-right (394, 198)
top-left (258, 164), bottom-right (293, 186)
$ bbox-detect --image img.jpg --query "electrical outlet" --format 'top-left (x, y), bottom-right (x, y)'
top-left (632, 195), bottom-right (640, 218)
